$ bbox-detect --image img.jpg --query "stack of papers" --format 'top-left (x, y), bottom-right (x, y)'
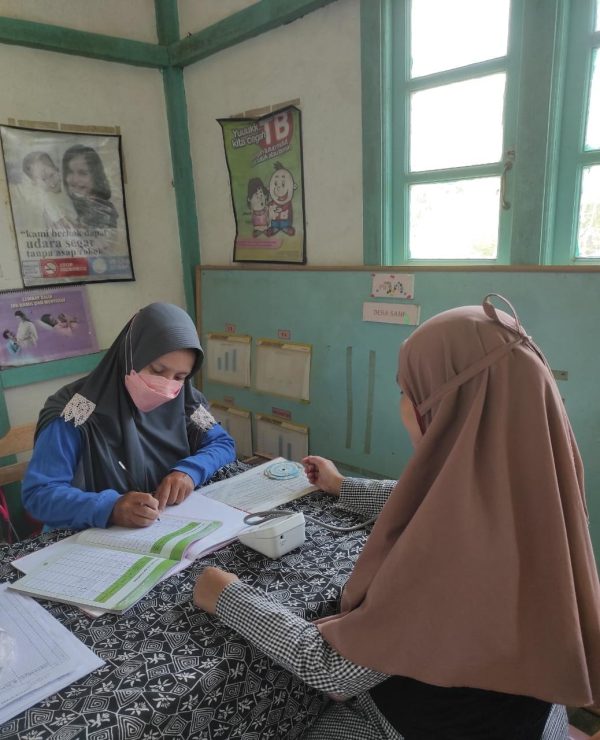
top-left (0, 583), bottom-right (104, 724)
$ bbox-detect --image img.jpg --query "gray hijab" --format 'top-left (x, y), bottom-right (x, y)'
top-left (37, 302), bottom-right (211, 494)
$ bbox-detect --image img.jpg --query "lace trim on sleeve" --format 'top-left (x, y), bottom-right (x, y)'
top-left (190, 404), bottom-right (217, 432)
top-left (61, 393), bottom-right (96, 427)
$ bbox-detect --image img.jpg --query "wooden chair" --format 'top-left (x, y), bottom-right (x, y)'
top-left (0, 423), bottom-right (36, 487)
top-left (0, 423), bottom-right (36, 541)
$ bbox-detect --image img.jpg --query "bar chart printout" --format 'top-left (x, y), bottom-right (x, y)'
top-left (206, 334), bottom-right (251, 387)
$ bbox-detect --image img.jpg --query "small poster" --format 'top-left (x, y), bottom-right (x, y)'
top-left (0, 286), bottom-right (98, 368)
top-left (371, 273), bottom-right (415, 299)
top-left (219, 106), bottom-right (306, 264)
top-left (0, 125), bottom-right (134, 287)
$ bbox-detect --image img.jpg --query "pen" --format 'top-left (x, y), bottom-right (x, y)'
top-left (118, 460), bottom-right (160, 521)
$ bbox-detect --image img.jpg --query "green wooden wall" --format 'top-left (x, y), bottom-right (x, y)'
top-left (199, 267), bottom-right (600, 565)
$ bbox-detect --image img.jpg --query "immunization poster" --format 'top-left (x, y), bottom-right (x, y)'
top-left (0, 126), bottom-right (134, 287)
top-left (219, 106), bottom-right (307, 263)
top-left (0, 286), bottom-right (98, 368)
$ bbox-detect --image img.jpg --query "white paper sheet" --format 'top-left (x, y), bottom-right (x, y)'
top-left (211, 404), bottom-right (253, 458)
top-left (169, 492), bottom-right (249, 556)
top-left (255, 341), bottom-right (311, 401)
top-left (76, 515), bottom-right (221, 559)
top-left (255, 416), bottom-right (309, 461)
top-left (201, 457), bottom-right (316, 513)
top-left (206, 335), bottom-right (251, 387)
top-left (0, 583), bottom-right (104, 724)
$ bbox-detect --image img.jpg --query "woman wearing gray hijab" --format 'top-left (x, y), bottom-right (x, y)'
top-left (22, 302), bottom-right (236, 530)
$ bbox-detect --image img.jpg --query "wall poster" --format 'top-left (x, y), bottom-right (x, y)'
top-left (0, 125), bottom-right (134, 287)
top-left (219, 105), bottom-right (306, 264)
top-left (0, 286), bottom-right (98, 368)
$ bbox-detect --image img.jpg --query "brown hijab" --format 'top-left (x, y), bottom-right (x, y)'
top-left (319, 295), bottom-right (600, 706)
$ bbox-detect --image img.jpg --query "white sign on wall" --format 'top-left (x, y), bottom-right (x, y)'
top-left (362, 302), bottom-right (421, 326)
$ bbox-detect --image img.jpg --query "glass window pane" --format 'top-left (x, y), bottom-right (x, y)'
top-left (585, 50), bottom-right (600, 150)
top-left (577, 166), bottom-right (600, 258)
top-left (409, 178), bottom-right (500, 259)
top-left (411, 0), bottom-right (510, 77)
top-left (596, 0), bottom-right (600, 31)
top-left (411, 74), bottom-right (505, 171)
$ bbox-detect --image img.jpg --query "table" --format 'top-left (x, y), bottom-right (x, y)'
top-left (0, 477), bottom-right (371, 739)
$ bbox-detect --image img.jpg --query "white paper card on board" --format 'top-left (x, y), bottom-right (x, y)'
top-left (210, 402), bottom-right (253, 458)
top-left (206, 334), bottom-right (251, 387)
top-left (255, 414), bottom-right (309, 461)
top-left (370, 273), bottom-right (414, 299)
top-left (362, 302), bottom-right (421, 326)
top-left (255, 340), bottom-right (311, 401)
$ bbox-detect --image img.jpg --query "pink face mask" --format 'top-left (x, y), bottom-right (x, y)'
top-left (124, 369), bottom-right (183, 412)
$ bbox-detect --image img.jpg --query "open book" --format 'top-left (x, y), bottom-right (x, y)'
top-left (8, 514), bottom-right (221, 614)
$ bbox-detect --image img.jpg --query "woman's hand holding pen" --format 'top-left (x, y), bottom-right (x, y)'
top-left (109, 491), bottom-right (160, 528)
top-left (155, 471), bottom-right (194, 510)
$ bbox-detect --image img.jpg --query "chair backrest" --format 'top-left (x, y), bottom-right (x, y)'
top-left (0, 423), bottom-right (36, 486)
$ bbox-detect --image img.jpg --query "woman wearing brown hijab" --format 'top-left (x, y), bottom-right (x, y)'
top-left (194, 296), bottom-right (600, 740)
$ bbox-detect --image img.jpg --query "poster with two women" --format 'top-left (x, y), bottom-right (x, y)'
top-left (219, 105), bottom-right (306, 263)
top-left (0, 126), bottom-right (134, 287)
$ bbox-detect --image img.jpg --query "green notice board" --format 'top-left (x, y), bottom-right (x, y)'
top-left (197, 266), bottom-right (600, 563)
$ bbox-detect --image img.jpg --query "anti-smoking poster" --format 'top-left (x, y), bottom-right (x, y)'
top-left (219, 106), bottom-right (307, 264)
top-left (0, 125), bottom-right (134, 287)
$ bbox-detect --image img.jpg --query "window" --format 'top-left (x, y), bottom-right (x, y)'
top-left (395, 0), bottom-right (513, 263)
top-left (554, 0), bottom-right (600, 262)
top-left (361, 0), bottom-right (600, 266)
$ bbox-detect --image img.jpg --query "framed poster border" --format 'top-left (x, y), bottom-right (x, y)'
top-left (0, 124), bottom-right (136, 289)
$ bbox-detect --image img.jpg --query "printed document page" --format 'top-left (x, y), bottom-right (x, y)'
top-left (9, 545), bottom-right (178, 613)
top-left (0, 583), bottom-right (104, 724)
top-left (172, 493), bottom-right (250, 557)
top-left (201, 457), bottom-right (317, 512)
top-left (76, 516), bottom-right (221, 560)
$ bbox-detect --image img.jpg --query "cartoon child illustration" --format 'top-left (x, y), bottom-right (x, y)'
top-left (247, 177), bottom-right (270, 237)
top-left (267, 161), bottom-right (297, 237)
top-left (22, 151), bottom-right (78, 231)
